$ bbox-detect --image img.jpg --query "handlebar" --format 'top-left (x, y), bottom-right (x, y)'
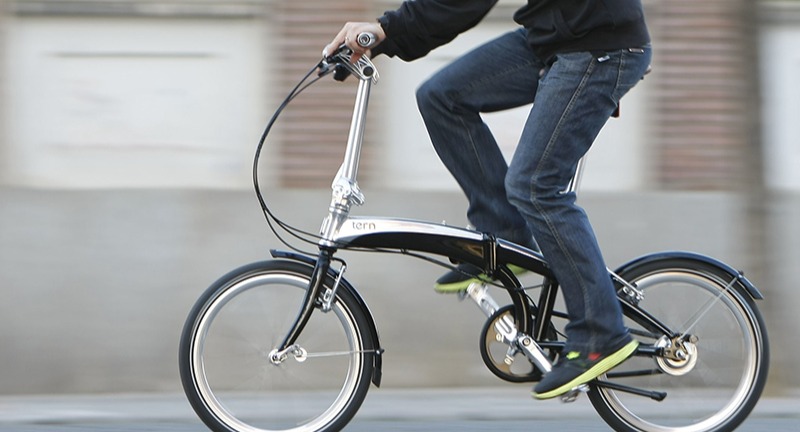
top-left (320, 32), bottom-right (380, 83)
top-left (356, 32), bottom-right (377, 48)
top-left (324, 32), bottom-right (377, 61)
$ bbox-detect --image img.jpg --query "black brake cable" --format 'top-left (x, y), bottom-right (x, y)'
top-left (252, 60), bottom-right (334, 255)
top-left (254, 56), bottom-right (540, 291)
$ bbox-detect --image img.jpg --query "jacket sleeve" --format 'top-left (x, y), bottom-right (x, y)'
top-left (372, 0), bottom-right (499, 61)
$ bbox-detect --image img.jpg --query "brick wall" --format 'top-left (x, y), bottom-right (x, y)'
top-left (275, 0), bottom-right (374, 187)
top-left (650, 0), bottom-right (759, 191)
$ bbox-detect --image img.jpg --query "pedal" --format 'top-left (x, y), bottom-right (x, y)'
top-left (559, 384), bottom-right (589, 403)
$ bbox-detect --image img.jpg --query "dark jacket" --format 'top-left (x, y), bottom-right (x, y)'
top-left (374, 0), bottom-right (649, 63)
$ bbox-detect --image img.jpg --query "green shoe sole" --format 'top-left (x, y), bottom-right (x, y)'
top-left (434, 264), bottom-right (528, 294)
top-left (531, 340), bottom-right (639, 400)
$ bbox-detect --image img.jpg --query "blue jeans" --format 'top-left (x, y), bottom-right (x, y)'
top-left (416, 29), bottom-right (651, 354)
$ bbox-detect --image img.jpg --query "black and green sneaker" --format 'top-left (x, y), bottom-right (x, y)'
top-left (434, 263), bottom-right (528, 293)
top-left (532, 339), bottom-right (639, 400)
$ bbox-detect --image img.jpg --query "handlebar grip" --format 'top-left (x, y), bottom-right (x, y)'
top-left (356, 32), bottom-right (377, 48)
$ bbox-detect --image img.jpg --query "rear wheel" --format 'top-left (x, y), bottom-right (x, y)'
top-left (179, 260), bottom-right (376, 432)
top-left (589, 259), bottom-right (769, 432)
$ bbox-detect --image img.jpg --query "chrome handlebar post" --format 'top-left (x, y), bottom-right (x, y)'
top-left (341, 77), bottom-right (372, 184)
top-left (320, 55), bottom-right (379, 246)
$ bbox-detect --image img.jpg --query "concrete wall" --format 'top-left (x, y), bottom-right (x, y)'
top-left (1, 10), bottom-right (270, 188)
top-left (0, 188), bottom-right (794, 395)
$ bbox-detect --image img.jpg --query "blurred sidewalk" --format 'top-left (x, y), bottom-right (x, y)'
top-left (0, 387), bottom-right (798, 426)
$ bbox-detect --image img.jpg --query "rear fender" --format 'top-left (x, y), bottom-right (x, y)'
top-left (613, 251), bottom-right (764, 300)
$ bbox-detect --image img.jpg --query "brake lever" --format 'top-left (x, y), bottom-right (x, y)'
top-left (319, 36), bottom-right (379, 83)
top-left (333, 64), bottom-right (352, 82)
top-left (319, 44), bottom-right (352, 79)
top-left (317, 62), bottom-right (351, 82)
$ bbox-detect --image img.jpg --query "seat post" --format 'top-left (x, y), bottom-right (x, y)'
top-left (564, 156), bottom-right (587, 195)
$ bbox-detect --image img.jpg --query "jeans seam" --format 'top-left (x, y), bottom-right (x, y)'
top-left (530, 55), bottom-right (596, 192)
top-left (612, 51), bottom-right (625, 104)
top-left (459, 116), bottom-right (489, 177)
top-left (529, 55), bottom-right (598, 351)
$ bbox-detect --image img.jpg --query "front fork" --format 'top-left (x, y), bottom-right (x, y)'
top-left (273, 249), bottom-right (334, 356)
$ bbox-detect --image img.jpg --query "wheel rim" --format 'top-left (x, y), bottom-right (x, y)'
top-left (598, 270), bottom-right (763, 431)
top-left (189, 272), bottom-right (363, 432)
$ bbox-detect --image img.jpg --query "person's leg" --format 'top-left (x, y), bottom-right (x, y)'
top-left (503, 47), bottom-right (651, 398)
top-left (416, 29), bottom-right (545, 247)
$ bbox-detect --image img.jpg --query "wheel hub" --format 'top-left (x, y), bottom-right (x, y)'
top-left (655, 335), bottom-right (698, 376)
top-left (268, 344), bottom-right (308, 365)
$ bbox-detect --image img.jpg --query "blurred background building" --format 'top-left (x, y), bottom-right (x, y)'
top-left (0, 0), bottom-right (798, 396)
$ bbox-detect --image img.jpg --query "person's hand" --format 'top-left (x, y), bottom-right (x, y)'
top-left (324, 22), bottom-right (386, 63)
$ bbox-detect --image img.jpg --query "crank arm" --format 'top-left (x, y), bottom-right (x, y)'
top-left (465, 282), bottom-right (554, 373)
top-left (516, 334), bottom-right (553, 374)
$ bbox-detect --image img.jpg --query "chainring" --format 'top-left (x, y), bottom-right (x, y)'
top-left (479, 304), bottom-right (558, 383)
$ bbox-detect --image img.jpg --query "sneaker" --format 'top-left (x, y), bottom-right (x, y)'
top-left (434, 263), bottom-right (528, 293)
top-left (531, 339), bottom-right (639, 400)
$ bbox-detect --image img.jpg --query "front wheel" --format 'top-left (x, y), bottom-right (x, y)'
top-left (179, 260), bottom-right (376, 432)
top-left (589, 258), bottom-right (769, 432)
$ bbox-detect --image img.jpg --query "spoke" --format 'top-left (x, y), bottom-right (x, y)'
top-left (680, 274), bottom-right (739, 335)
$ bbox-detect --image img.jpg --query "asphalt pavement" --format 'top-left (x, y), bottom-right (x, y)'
top-left (0, 387), bottom-right (797, 431)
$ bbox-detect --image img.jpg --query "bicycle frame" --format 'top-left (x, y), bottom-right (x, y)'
top-left (272, 52), bottom-right (762, 388)
top-left (274, 54), bottom-right (558, 373)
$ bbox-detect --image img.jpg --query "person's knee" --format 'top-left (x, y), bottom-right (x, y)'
top-left (415, 80), bottom-right (438, 113)
top-left (416, 75), bottom-right (453, 115)
top-left (505, 172), bottom-right (531, 209)
top-left (505, 170), bottom-right (560, 210)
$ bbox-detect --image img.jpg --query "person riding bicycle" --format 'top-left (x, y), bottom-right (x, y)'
top-left (325, 0), bottom-right (651, 400)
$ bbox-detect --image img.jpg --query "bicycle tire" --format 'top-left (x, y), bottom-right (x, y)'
top-left (179, 260), bottom-right (376, 432)
top-left (589, 258), bottom-right (769, 432)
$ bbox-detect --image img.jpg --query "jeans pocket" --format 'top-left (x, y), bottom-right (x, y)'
top-left (617, 47), bottom-right (652, 91)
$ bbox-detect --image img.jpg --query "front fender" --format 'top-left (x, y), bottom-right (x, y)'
top-left (613, 251), bottom-right (764, 300)
top-left (270, 249), bottom-right (384, 387)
